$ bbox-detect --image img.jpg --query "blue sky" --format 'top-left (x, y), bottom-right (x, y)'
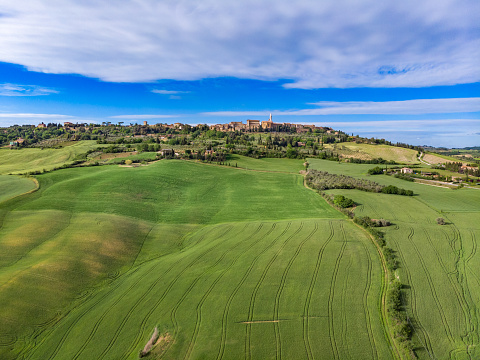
top-left (0, 0), bottom-right (479, 147)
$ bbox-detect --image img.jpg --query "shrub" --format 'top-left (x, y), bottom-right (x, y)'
top-left (368, 166), bottom-right (384, 175)
top-left (333, 195), bottom-right (355, 208)
top-left (436, 217), bottom-right (445, 225)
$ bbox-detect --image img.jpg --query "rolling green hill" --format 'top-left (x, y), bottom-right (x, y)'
top-left (0, 141), bottom-right (102, 175)
top-left (1, 160), bottom-right (396, 359)
top-left (1, 154), bottom-right (479, 359)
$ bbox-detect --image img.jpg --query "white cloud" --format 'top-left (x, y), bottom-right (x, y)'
top-left (201, 98), bottom-right (480, 116)
top-left (0, 83), bottom-right (58, 96)
top-left (152, 89), bottom-right (190, 95)
top-left (0, 1), bottom-right (478, 88)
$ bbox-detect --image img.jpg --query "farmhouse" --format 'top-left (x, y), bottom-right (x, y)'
top-left (160, 149), bottom-right (175, 157)
top-left (401, 167), bottom-right (414, 174)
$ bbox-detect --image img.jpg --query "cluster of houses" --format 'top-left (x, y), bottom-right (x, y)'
top-left (32, 116), bottom-right (329, 134)
top-left (208, 114), bottom-right (331, 133)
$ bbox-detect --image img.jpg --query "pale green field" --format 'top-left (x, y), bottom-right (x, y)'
top-left (325, 143), bottom-right (420, 164)
top-left (0, 160), bottom-right (394, 359)
top-left (0, 141), bottom-right (103, 174)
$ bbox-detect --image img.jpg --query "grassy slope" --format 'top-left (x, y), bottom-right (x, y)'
top-left (19, 161), bottom-right (339, 223)
top-left (0, 141), bottom-right (102, 175)
top-left (225, 154), bottom-right (306, 173)
top-left (310, 158), bottom-right (480, 359)
top-left (326, 143), bottom-right (420, 164)
top-left (0, 175), bottom-right (36, 203)
top-left (423, 152), bottom-right (459, 164)
top-left (1, 160), bottom-right (394, 359)
top-left (24, 220), bottom-right (391, 360)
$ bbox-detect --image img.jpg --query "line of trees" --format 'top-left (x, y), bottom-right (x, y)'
top-left (305, 170), bottom-right (414, 195)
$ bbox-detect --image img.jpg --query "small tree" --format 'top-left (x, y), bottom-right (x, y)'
top-left (125, 159), bottom-right (133, 166)
top-left (436, 217), bottom-right (445, 225)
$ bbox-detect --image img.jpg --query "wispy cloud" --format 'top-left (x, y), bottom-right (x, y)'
top-left (201, 98), bottom-right (480, 116)
top-left (0, 1), bottom-right (477, 88)
top-left (0, 83), bottom-right (59, 96)
top-left (109, 114), bottom-right (180, 119)
top-left (151, 89), bottom-right (190, 95)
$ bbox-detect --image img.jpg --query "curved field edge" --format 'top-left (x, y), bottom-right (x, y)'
top-left (0, 175), bottom-right (37, 204)
top-left (0, 141), bottom-right (104, 175)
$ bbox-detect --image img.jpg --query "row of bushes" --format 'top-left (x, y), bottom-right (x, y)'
top-left (306, 170), bottom-right (414, 196)
top-left (352, 215), bottom-right (415, 357)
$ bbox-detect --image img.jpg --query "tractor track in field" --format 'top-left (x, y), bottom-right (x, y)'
top-left (70, 260), bottom-right (162, 360)
top-left (406, 227), bottom-right (455, 345)
top-left (74, 224), bottom-right (233, 360)
top-left (358, 236), bottom-right (378, 360)
top-left (164, 223), bottom-right (256, 359)
top-left (465, 230), bottom-right (477, 263)
top-left (182, 223), bottom-right (274, 359)
top-left (121, 224), bottom-right (235, 357)
top-left (242, 222), bottom-right (301, 360)
top-left (302, 221), bottom-right (334, 360)
top-left (273, 222), bottom-right (318, 360)
top-left (202, 219), bottom-right (282, 358)
top-left (327, 222), bottom-right (347, 360)
top-left (447, 224), bottom-right (478, 359)
top-left (28, 267), bottom-right (141, 360)
top-left (423, 227), bottom-right (474, 350)
top-left (340, 256), bottom-right (352, 358)
top-left (389, 229), bottom-right (435, 359)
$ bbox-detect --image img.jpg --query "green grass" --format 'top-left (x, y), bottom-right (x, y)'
top-left (0, 159), bottom-right (395, 360)
top-left (0, 175), bottom-right (36, 203)
top-left (0, 141), bottom-right (103, 175)
top-left (4, 154), bottom-right (478, 359)
top-left (18, 160), bottom-right (340, 223)
top-left (325, 143), bottom-right (419, 164)
top-left (105, 151), bottom-right (158, 164)
top-left (325, 173), bottom-right (480, 359)
top-left (225, 154), bottom-right (306, 173)
top-left (20, 219), bottom-right (392, 360)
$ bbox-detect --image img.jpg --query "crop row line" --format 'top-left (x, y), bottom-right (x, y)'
top-left (327, 222), bottom-right (347, 360)
top-left (388, 228), bottom-right (435, 359)
top-left (165, 223), bottom-right (255, 358)
top-left (121, 224), bottom-right (238, 358)
top-left (243, 222), bottom-right (302, 360)
top-left (183, 223), bottom-right (276, 360)
top-left (302, 221), bottom-right (334, 360)
top-left (273, 222), bottom-right (319, 360)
